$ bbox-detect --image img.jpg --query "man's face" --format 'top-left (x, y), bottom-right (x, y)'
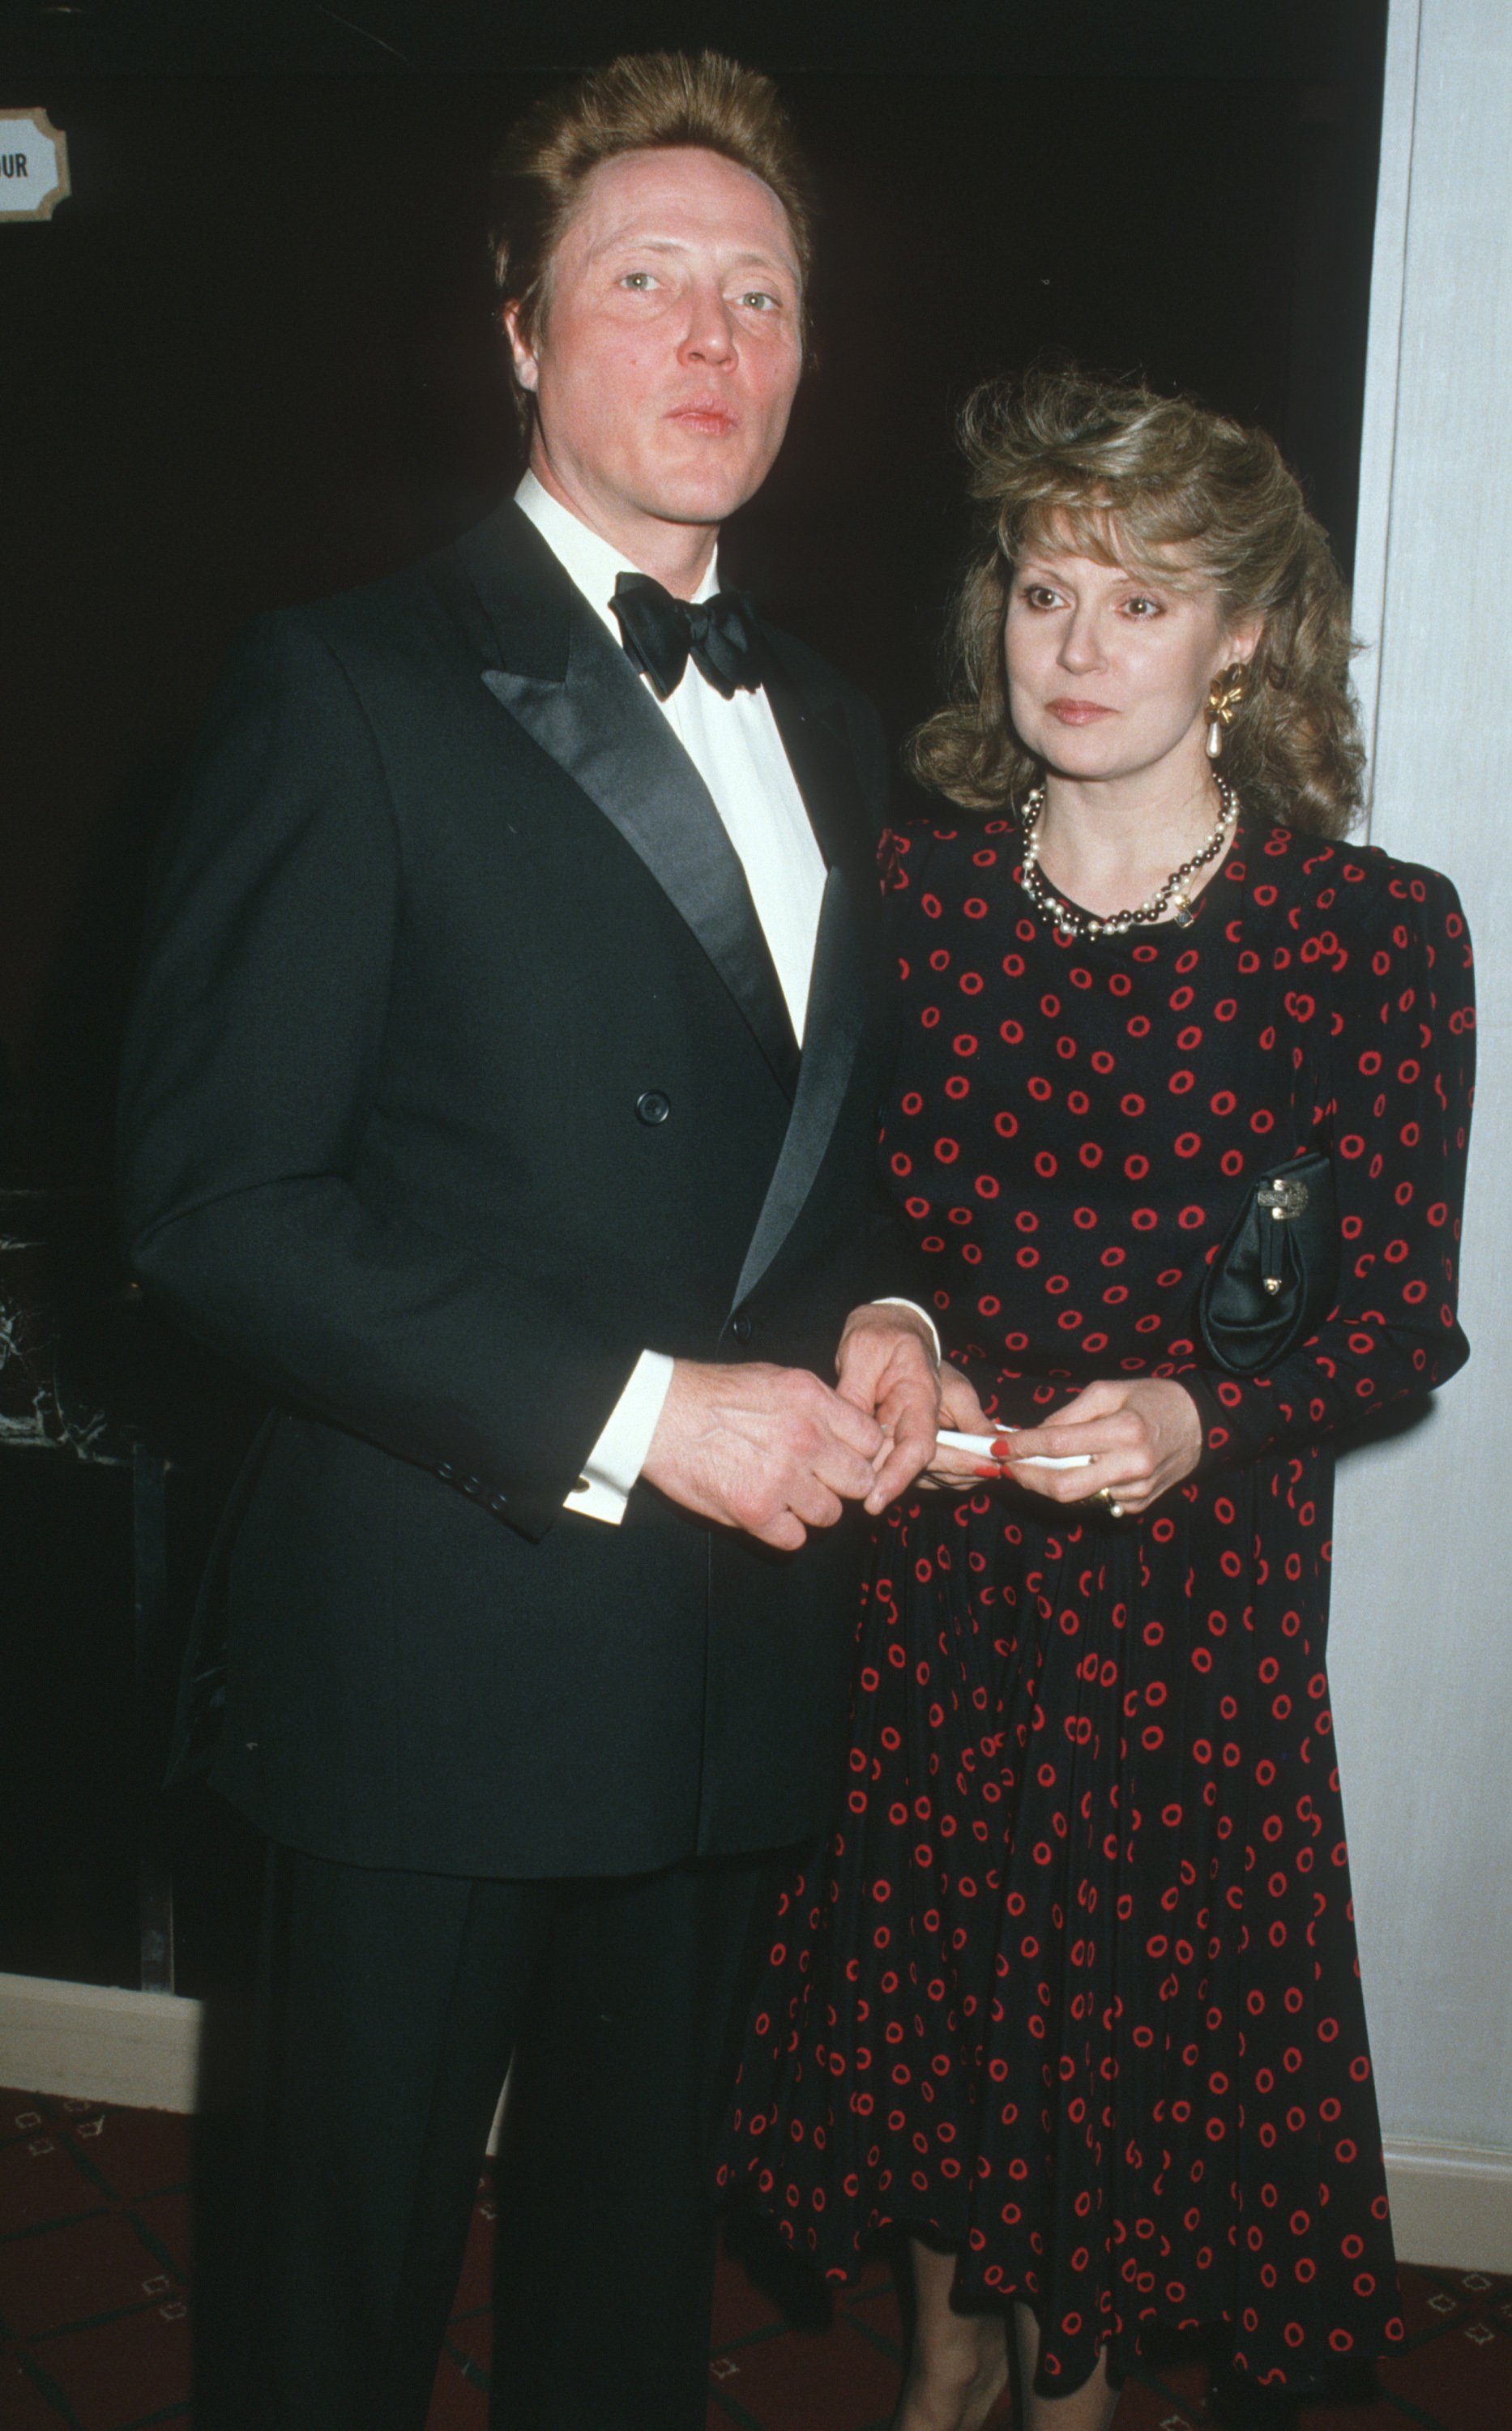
top-left (507, 145), bottom-right (804, 556)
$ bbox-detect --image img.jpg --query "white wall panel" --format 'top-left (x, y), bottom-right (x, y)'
top-left (1330, 0), bottom-right (1512, 2164)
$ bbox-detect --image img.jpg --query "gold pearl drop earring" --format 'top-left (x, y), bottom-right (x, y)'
top-left (1206, 665), bottom-right (1247, 761)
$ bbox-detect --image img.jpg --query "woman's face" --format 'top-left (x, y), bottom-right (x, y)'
top-left (1003, 539), bottom-right (1259, 788)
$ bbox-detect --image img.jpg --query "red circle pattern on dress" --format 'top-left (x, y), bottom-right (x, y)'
top-left (721, 816), bottom-right (1475, 2395)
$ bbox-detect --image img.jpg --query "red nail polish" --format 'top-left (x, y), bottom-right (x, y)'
top-left (989, 1438), bottom-right (1014, 1457)
top-left (973, 1463), bottom-right (1002, 1478)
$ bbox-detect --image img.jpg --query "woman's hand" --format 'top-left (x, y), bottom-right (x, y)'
top-left (917, 1363), bottom-right (1003, 1492)
top-left (993, 1378), bottom-right (1203, 1516)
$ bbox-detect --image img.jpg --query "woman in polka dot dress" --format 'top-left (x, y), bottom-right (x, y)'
top-left (721, 371), bottom-right (1475, 2431)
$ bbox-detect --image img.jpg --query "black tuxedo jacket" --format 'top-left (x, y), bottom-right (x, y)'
top-left (119, 502), bottom-right (912, 1878)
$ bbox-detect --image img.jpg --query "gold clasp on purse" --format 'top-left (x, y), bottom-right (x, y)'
top-left (1255, 1173), bottom-right (1309, 1290)
top-left (1257, 1174), bottom-right (1309, 1221)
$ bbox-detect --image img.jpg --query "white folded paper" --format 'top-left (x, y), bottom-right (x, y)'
top-left (935, 1430), bottom-right (1093, 1469)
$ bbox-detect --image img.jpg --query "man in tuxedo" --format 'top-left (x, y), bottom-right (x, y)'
top-left (119, 49), bottom-right (938, 2431)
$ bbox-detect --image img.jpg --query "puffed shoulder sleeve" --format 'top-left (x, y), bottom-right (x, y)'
top-left (1185, 859), bottom-right (1476, 1468)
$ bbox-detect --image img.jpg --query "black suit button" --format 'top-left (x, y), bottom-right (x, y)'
top-left (635, 1090), bottom-right (671, 1126)
top-left (437, 1462), bottom-right (454, 1481)
top-left (488, 1491), bottom-right (507, 1514)
top-left (732, 1312), bottom-right (753, 1344)
top-left (460, 1475), bottom-right (481, 1496)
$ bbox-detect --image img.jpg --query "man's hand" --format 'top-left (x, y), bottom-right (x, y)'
top-left (641, 1359), bottom-right (886, 1551)
top-left (919, 1361), bottom-right (1000, 1491)
top-left (835, 1304), bottom-right (940, 1515)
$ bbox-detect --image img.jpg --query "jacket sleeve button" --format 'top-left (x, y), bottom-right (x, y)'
top-left (488, 1491), bottom-right (507, 1513)
top-left (460, 1475), bottom-right (481, 1496)
top-left (437, 1462), bottom-right (454, 1481)
top-left (634, 1090), bottom-right (671, 1125)
top-left (731, 1312), bottom-right (753, 1344)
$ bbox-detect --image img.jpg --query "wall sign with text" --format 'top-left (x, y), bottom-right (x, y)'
top-left (1, 109), bottom-right (70, 222)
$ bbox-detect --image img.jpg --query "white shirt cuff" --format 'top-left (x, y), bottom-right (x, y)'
top-left (563, 1348), bottom-right (676, 1526)
top-left (869, 1297), bottom-right (942, 1361)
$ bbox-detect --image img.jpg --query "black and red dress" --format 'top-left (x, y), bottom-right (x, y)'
top-left (721, 814), bottom-right (1475, 2395)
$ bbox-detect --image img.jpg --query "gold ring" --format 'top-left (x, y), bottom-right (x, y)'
top-left (1096, 1487), bottom-right (1126, 1519)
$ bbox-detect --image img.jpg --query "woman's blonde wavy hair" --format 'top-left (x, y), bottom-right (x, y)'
top-left (908, 366), bottom-right (1365, 836)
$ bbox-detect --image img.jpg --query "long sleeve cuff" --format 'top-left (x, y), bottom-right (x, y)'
top-left (869, 1297), bottom-right (942, 1361)
top-left (563, 1348), bottom-right (676, 1526)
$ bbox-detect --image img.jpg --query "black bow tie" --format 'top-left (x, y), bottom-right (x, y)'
top-left (609, 572), bottom-right (765, 702)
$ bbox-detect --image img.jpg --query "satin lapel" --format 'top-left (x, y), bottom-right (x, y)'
top-left (465, 524), bottom-right (797, 1096)
top-left (729, 863), bottom-right (866, 1315)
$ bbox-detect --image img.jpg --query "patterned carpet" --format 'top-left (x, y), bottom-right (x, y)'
top-left (1, 2085), bottom-right (1506, 2429)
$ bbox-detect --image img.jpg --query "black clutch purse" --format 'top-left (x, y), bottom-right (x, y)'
top-left (1196, 1148), bottom-right (1339, 1377)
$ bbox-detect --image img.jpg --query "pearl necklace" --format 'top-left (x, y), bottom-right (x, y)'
top-left (1017, 778), bottom-right (1239, 940)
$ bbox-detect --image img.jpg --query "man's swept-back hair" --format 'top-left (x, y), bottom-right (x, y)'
top-left (910, 365), bottom-right (1365, 837)
top-left (490, 49), bottom-right (814, 405)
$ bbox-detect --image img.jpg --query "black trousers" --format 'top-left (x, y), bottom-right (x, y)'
top-left (208, 1837), bottom-right (781, 2431)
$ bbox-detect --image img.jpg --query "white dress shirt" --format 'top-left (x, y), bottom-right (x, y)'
top-left (514, 473), bottom-right (925, 1523)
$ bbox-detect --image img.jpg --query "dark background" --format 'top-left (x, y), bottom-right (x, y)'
top-left (0, 0), bottom-right (1386, 1994)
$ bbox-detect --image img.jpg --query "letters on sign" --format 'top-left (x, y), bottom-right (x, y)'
top-left (0, 109), bottom-right (70, 222)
